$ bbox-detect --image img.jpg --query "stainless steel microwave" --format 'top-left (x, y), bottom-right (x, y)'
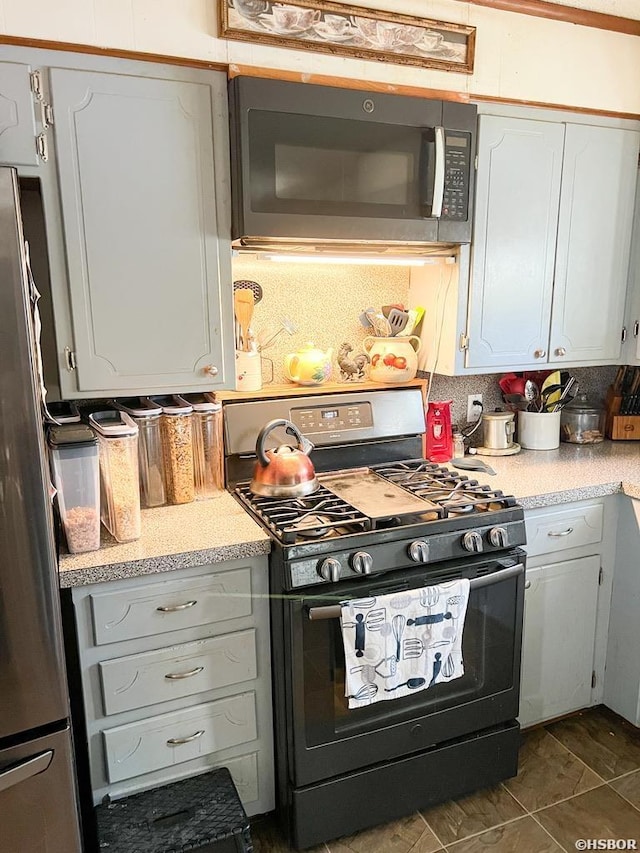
top-left (229, 77), bottom-right (477, 248)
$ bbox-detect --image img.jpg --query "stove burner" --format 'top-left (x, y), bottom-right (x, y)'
top-left (234, 483), bottom-right (371, 544)
top-left (371, 460), bottom-right (517, 517)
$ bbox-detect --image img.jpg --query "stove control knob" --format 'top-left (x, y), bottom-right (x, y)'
top-left (318, 558), bottom-right (341, 583)
top-left (351, 551), bottom-right (373, 575)
top-left (489, 526), bottom-right (508, 548)
top-left (408, 540), bottom-right (430, 563)
top-left (462, 530), bottom-right (484, 553)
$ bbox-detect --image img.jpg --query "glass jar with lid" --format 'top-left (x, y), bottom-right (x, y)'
top-left (560, 393), bottom-right (605, 444)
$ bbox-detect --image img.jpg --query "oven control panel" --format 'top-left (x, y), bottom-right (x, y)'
top-left (291, 402), bottom-right (374, 434)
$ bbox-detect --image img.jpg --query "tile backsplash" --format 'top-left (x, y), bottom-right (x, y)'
top-left (425, 366), bottom-right (617, 438)
top-left (231, 257), bottom-right (409, 384)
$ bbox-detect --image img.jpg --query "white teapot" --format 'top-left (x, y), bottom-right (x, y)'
top-left (284, 343), bottom-right (333, 386)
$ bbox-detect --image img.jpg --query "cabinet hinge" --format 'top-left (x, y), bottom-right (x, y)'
top-left (459, 333), bottom-right (470, 351)
top-left (621, 326), bottom-right (627, 343)
top-left (591, 670), bottom-right (597, 689)
top-left (634, 320), bottom-right (639, 339)
top-left (474, 154), bottom-right (478, 170)
top-left (40, 101), bottom-right (54, 129)
top-left (599, 565), bottom-right (603, 585)
top-left (35, 132), bottom-right (48, 163)
top-left (64, 347), bottom-right (77, 371)
top-left (29, 70), bottom-right (44, 101)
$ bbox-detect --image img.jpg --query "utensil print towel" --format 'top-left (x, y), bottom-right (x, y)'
top-left (341, 578), bottom-right (470, 708)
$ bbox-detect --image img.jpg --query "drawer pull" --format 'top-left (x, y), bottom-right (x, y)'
top-left (164, 666), bottom-right (204, 680)
top-left (547, 528), bottom-right (574, 537)
top-left (166, 729), bottom-right (205, 746)
top-left (156, 600), bottom-right (197, 613)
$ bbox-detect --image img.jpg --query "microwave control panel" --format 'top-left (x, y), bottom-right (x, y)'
top-left (442, 132), bottom-right (471, 221)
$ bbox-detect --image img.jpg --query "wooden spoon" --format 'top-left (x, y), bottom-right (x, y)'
top-left (234, 289), bottom-right (254, 352)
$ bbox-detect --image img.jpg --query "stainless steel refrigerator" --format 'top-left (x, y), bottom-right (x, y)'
top-left (0, 167), bottom-right (82, 852)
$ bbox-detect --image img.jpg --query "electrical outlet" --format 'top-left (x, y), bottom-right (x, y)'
top-left (467, 394), bottom-right (483, 422)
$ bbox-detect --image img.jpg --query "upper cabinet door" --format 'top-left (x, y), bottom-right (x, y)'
top-left (0, 62), bottom-right (39, 167)
top-left (50, 68), bottom-right (231, 393)
top-left (466, 116), bottom-right (564, 370)
top-left (550, 124), bottom-right (640, 364)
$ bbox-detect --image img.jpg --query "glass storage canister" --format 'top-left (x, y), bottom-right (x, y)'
top-left (113, 397), bottom-right (166, 508)
top-left (48, 423), bottom-right (100, 554)
top-left (151, 396), bottom-right (195, 505)
top-left (560, 393), bottom-right (606, 444)
top-left (88, 411), bottom-right (141, 542)
top-left (179, 393), bottom-right (224, 500)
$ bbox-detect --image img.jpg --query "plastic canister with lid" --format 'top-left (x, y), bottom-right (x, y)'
top-left (151, 396), bottom-right (195, 505)
top-left (179, 393), bottom-right (224, 499)
top-left (113, 397), bottom-right (166, 507)
top-left (88, 411), bottom-right (141, 542)
top-left (48, 423), bottom-right (100, 553)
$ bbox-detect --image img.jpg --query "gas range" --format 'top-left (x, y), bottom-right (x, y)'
top-left (234, 458), bottom-right (525, 589)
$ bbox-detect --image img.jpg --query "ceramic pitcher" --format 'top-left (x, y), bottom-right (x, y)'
top-left (363, 336), bottom-right (421, 383)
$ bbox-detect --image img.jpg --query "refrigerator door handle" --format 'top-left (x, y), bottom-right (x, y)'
top-left (0, 749), bottom-right (53, 794)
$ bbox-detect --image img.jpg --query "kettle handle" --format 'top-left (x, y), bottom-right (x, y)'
top-left (255, 419), bottom-right (313, 467)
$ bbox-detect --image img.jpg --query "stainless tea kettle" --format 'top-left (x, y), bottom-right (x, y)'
top-left (249, 418), bottom-right (319, 497)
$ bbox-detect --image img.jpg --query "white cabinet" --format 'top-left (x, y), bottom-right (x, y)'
top-left (68, 557), bottom-right (274, 816)
top-left (519, 498), bottom-right (615, 729)
top-left (622, 175), bottom-right (640, 365)
top-left (0, 61), bottom-right (39, 166)
top-left (411, 114), bottom-right (640, 375)
top-left (49, 66), bottom-right (233, 395)
top-left (604, 498), bottom-right (640, 725)
top-left (519, 556), bottom-right (600, 728)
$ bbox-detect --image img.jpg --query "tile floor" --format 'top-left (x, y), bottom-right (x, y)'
top-left (251, 706), bottom-right (640, 852)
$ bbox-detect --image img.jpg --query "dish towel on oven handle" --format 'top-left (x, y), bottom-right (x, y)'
top-left (341, 578), bottom-right (470, 709)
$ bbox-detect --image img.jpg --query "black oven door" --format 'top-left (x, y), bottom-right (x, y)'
top-left (284, 552), bottom-right (524, 787)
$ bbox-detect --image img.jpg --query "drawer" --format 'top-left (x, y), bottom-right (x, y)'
top-left (90, 568), bottom-right (252, 645)
top-left (99, 629), bottom-right (258, 715)
top-left (525, 503), bottom-right (604, 559)
top-left (103, 692), bottom-right (257, 783)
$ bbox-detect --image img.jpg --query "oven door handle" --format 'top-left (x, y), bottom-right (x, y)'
top-left (306, 563), bottom-right (525, 621)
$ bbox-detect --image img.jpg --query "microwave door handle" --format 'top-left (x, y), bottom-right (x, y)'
top-left (431, 126), bottom-right (445, 218)
top-left (419, 127), bottom-right (445, 218)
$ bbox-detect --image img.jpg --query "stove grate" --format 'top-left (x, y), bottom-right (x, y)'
top-left (234, 483), bottom-right (371, 544)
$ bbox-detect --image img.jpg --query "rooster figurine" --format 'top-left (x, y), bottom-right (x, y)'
top-left (338, 342), bottom-right (370, 382)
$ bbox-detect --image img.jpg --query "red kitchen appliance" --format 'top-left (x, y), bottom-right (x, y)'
top-left (426, 400), bottom-right (453, 462)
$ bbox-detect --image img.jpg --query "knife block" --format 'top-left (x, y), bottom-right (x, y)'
top-left (605, 387), bottom-right (640, 440)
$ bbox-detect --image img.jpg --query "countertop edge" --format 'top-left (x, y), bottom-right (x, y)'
top-left (516, 482), bottom-right (622, 509)
top-left (58, 540), bottom-right (272, 589)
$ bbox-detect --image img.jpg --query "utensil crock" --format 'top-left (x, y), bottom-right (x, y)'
top-left (250, 418), bottom-right (319, 497)
top-left (363, 336), bottom-right (421, 383)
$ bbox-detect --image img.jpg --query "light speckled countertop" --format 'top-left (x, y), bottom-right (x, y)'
top-left (58, 492), bottom-right (270, 588)
top-left (467, 440), bottom-right (640, 508)
top-left (59, 441), bottom-right (640, 588)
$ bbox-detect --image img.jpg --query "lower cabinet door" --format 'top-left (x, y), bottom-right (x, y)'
top-left (103, 692), bottom-right (257, 783)
top-left (519, 555), bottom-right (600, 728)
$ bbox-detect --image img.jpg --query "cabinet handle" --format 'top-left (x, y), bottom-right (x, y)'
top-left (524, 580), bottom-right (531, 590)
top-left (166, 730), bottom-right (205, 746)
top-left (156, 600), bottom-right (197, 612)
top-left (548, 527), bottom-right (573, 537)
top-left (554, 347), bottom-right (566, 357)
top-left (203, 365), bottom-right (218, 376)
top-left (164, 666), bottom-right (204, 680)
top-left (533, 349), bottom-right (546, 359)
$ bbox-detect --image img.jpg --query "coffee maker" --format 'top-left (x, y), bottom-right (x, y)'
top-left (475, 411), bottom-right (520, 456)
